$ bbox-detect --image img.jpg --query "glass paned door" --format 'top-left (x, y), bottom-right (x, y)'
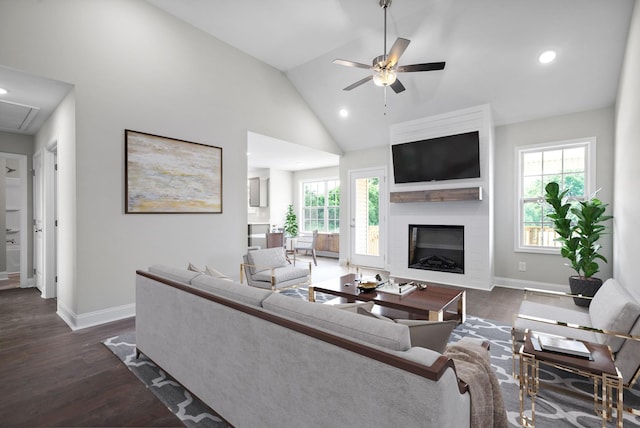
top-left (349, 168), bottom-right (386, 269)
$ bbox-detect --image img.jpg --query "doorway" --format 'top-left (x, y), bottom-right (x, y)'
top-left (0, 153), bottom-right (29, 289)
top-left (349, 167), bottom-right (387, 269)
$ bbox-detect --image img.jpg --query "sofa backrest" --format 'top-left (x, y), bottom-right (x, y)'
top-left (148, 264), bottom-right (202, 284)
top-left (590, 278), bottom-right (640, 353)
top-left (191, 274), bottom-right (271, 306)
top-left (262, 292), bottom-right (412, 351)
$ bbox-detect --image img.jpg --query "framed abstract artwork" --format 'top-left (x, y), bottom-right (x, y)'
top-left (125, 130), bottom-right (222, 213)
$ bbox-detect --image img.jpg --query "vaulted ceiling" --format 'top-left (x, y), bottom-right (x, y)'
top-left (148, 0), bottom-right (634, 153)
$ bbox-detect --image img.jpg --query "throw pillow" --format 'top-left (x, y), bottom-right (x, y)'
top-left (356, 306), bottom-right (394, 322)
top-left (205, 265), bottom-right (232, 281)
top-left (355, 306), bottom-right (456, 353)
top-left (331, 301), bottom-right (375, 313)
top-left (187, 262), bottom-right (204, 274)
top-left (394, 319), bottom-right (458, 354)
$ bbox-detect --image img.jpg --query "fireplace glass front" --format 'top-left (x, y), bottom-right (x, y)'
top-left (408, 225), bottom-right (464, 274)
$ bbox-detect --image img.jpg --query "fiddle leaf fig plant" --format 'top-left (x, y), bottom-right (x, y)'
top-left (544, 181), bottom-right (612, 279)
top-left (284, 204), bottom-right (298, 238)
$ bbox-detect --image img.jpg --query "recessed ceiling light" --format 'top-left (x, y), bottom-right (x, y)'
top-left (339, 108), bottom-right (349, 118)
top-left (538, 50), bottom-right (557, 64)
top-left (0, 87), bottom-right (8, 95)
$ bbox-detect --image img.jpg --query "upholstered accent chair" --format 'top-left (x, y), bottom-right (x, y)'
top-left (512, 278), bottom-right (640, 388)
top-left (294, 230), bottom-right (318, 266)
top-left (240, 247), bottom-right (311, 291)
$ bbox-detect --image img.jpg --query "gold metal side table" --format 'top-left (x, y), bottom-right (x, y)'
top-left (518, 330), bottom-right (623, 428)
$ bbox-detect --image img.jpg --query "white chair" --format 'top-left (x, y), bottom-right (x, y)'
top-left (294, 230), bottom-right (318, 266)
top-left (240, 247), bottom-right (311, 291)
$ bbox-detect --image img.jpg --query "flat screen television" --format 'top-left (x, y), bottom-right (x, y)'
top-left (392, 131), bottom-right (480, 183)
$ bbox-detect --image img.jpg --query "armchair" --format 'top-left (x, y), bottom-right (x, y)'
top-left (512, 278), bottom-right (640, 389)
top-left (240, 247), bottom-right (311, 291)
top-left (294, 230), bottom-right (318, 266)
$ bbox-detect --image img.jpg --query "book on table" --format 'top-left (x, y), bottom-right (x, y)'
top-left (535, 333), bottom-right (592, 359)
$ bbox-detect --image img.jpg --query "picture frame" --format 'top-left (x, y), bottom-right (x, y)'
top-left (125, 129), bottom-right (222, 213)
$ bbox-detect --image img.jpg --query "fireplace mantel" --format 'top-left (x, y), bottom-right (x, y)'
top-left (388, 104), bottom-right (494, 290)
top-left (390, 187), bottom-right (482, 203)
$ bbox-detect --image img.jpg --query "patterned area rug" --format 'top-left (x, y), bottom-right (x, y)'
top-left (104, 287), bottom-right (640, 427)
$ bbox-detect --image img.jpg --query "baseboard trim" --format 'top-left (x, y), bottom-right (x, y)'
top-left (57, 301), bottom-right (135, 331)
top-left (493, 276), bottom-right (569, 293)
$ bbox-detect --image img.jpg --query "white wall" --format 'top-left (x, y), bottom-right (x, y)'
top-left (614, 0), bottom-right (640, 298)
top-left (493, 107), bottom-right (615, 290)
top-left (339, 147), bottom-right (388, 265)
top-left (0, 0), bottom-right (340, 328)
top-left (268, 169), bottom-right (293, 229)
top-left (33, 90), bottom-right (77, 316)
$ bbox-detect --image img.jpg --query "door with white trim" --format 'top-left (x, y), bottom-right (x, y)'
top-left (349, 168), bottom-right (386, 269)
top-left (33, 151), bottom-right (44, 293)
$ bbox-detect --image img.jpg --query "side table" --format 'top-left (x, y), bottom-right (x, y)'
top-left (518, 330), bottom-right (623, 428)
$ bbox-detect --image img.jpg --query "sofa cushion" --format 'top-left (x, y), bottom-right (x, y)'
top-left (590, 278), bottom-right (640, 352)
top-left (149, 265), bottom-right (201, 284)
top-left (262, 293), bottom-right (411, 351)
top-left (247, 248), bottom-right (288, 274)
top-left (191, 274), bottom-right (272, 306)
top-left (252, 266), bottom-right (309, 283)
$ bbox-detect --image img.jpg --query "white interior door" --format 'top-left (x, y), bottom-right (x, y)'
top-left (349, 168), bottom-right (386, 269)
top-left (33, 151), bottom-right (44, 293)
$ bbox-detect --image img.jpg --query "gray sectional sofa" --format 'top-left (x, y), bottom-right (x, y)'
top-left (136, 265), bottom-right (479, 428)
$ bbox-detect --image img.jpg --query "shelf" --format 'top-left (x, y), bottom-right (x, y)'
top-left (390, 187), bottom-right (482, 203)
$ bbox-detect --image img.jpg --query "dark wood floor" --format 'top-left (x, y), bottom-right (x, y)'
top-left (0, 266), bottom-right (525, 427)
top-left (0, 287), bottom-right (181, 427)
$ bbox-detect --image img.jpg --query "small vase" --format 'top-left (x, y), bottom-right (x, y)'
top-left (569, 276), bottom-right (603, 307)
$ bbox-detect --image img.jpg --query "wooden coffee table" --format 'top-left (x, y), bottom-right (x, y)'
top-left (308, 273), bottom-right (466, 323)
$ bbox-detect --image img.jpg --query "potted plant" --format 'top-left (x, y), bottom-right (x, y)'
top-left (283, 204), bottom-right (298, 238)
top-left (544, 181), bottom-right (613, 306)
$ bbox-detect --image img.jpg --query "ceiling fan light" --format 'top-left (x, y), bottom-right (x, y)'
top-left (373, 69), bottom-right (397, 87)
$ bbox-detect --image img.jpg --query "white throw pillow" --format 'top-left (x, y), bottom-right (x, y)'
top-left (332, 301), bottom-right (375, 313)
top-left (187, 262), bottom-right (204, 274)
top-left (205, 265), bottom-right (232, 281)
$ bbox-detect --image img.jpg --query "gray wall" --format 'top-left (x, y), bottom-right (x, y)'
top-left (0, 0), bottom-right (340, 326)
top-left (614, 0), bottom-right (640, 298)
top-left (493, 107), bottom-right (615, 288)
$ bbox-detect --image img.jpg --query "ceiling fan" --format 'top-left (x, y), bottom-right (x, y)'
top-left (333, 0), bottom-right (445, 94)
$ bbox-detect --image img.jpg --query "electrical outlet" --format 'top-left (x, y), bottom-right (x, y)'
top-left (518, 261), bottom-right (527, 272)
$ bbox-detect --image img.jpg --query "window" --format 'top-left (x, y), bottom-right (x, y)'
top-left (516, 138), bottom-right (595, 253)
top-left (302, 179), bottom-right (340, 233)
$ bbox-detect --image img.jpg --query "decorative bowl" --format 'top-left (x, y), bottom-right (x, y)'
top-left (357, 281), bottom-right (379, 293)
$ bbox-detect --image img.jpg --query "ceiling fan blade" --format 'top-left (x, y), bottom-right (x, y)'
top-left (397, 62), bottom-right (446, 73)
top-left (343, 75), bottom-right (373, 91)
top-left (390, 79), bottom-right (405, 94)
top-left (333, 59), bottom-right (372, 70)
top-left (386, 38), bottom-right (410, 67)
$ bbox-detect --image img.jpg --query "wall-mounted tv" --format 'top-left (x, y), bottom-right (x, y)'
top-left (392, 131), bottom-right (480, 183)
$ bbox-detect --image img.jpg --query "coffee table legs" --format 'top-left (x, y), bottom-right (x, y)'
top-left (518, 349), bottom-right (624, 428)
top-left (308, 286), bottom-right (315, 303)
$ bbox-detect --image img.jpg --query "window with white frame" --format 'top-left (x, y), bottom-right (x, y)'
top-left (516, 138), bottom-right (595, 253)
top-left (302, 179), bottom-right (340, 233)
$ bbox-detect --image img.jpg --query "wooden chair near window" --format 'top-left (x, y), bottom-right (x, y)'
top-left (266, 232), bottom-right (284, 249)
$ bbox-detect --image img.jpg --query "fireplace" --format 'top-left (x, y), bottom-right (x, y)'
top-left (408, 225), bottom-right (464, 274)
